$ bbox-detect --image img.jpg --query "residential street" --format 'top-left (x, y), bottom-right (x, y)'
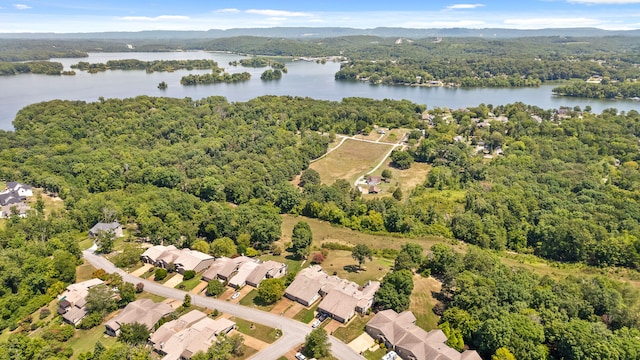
top-left (82, 250), bottom-right (365, 360)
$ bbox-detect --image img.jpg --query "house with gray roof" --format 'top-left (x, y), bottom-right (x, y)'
top-left (201, 256), bottom-right (257, 282)
top-left (105, 299), bottom-right (173, 336)
top-left (88, 221), bottom-right (124, 238)
top-left (318, 280), bottom-right (380, 323)
top-left (141, 245), bottom-right (178, 265)
top-left (366, 309), bottom-right (482, 360)
top-left (5, 182), bottom-right (33, 197)
top-left (0, 191), bottom-right (24, 207)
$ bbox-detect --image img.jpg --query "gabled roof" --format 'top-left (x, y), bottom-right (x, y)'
top-left (175, 250), bottom-right (214, 271)
top-left (245, 260), bottom-right (286, 286)
top-left (62, 307), bottom-right (87, 324)
top-left (218, 256), bottom-right (255, 278)
top-left (366, 309), bottom-right (482, 360)
top-left (202, 257), bottom-right (231, 281)
top-left (228, 261), bottom-right (260, 287)
top-left (141, 245), bottom-right (178, 263)
top-left (318, 290), bottom-right (359, 320)
top-left (0, 191), bottom-right (23, 206)
top-left (59, 278), bottom-right (104, 307)
top-left (285, 265), bottom-right (328, 304)
top-left (106, 299), bottom-right (173, 334)
top-left (89, 221), bottom-right (121, 235)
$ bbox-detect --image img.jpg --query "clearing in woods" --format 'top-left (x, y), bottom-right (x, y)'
top-left (309, 139), bottom-right (393, 185)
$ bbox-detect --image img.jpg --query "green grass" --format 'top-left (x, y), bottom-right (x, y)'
top-left (364, 347), bottom-right (387, 360)
top-left (232, 317), bottom-right (280, 344)
top-left (78, 238), bottom-right (94, 251)
top-left (410, 275), bottom-right (440, 330)
top-left (238, 289), bottom-right (278, 312)
top-left (320, 250), bottom-right (392, 284)
top-left (176, 274), bottom-right (203, 291)
top-left (260, 253), bottom-right (306, 275)
top-left (332, 314), bottom-right (371, 343)
top-left (136, 292), bottom-right (167, 302)
top-left (76, 261), bottom-right (97, 282)
top-left (157, 272), bottom-right (177, 284)
top-left (293, 303), bottom-right (319, 323)
top-left (0, 219), bottom-right (6, 231)
top-left (68, 325), bottom-right (117, 359)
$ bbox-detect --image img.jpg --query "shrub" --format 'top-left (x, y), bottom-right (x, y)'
top-left (39, 308), bottom-right (51, 320)
top-left (92, 269), bottom-right (107, 280)
top-left (311, 253), bottom-right (325, 264)
top-left (135, 282), bottom-right (144, 293)
top-left (154, 268), bottom-right (168, 281)
top-left (183, 270), bottom-right (196, 280)
top-left (321, 242), bottom-right (353, 251)
top-left (78, 312), bottom-right (103, 329)
top-left (206, 280), bottom-right (225, 297)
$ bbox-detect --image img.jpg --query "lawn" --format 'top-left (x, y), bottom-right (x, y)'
top-left (76, 261), bottom-right (97, 282)
top-left (232, 317), bottom-right (280, 344)
top-left (293, 303), bottom-right (319, 323)
top-left (68, 325), bottom-right (117, 359)
top-left (260, 253), bottom-right (306, 276)
top-left (310, 139), bottom-right (394, 185)
top-left (364, 347), bottom-right (387, 360)
top-left (176, 274), bottom-right (204, 291)
top-left (238, 289), bottom-right (278, 312)
top-left (331, 314), bottom-right (371, 343)
top-left (320, 250), bottom-right (392, 284)
top-left (136, 292), bottom-right (167, 302)
top-left (282, 215), bottom-right (445, 252)
top-left (410, 275), bottom-right (441, 330)
top-left (366, 161), bottom-right (431, 201)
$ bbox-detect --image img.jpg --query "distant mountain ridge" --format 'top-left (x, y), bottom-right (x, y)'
top-left (2, 27), bottom-right (640, 39)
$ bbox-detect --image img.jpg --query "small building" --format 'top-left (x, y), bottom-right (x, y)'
top-left (0, 191), bottom-right (24, 207)
top-left (318, 280), bottom-right (380, 323)
top-left (105, 299), bottom-right (173, 336)
top-left (202, 256), bottom-right (256, 282)
top-left (366, 309), bottom-right (481, 360)
top-left (141, 245), bottom-right (178, 265)
top-left (228, 261), bottom-right (260, 289)
top-left (245, 260), bottom-right (288, 288)
top-left (174, 250), bottom-right (215, 274)
top-left (5, 182), bottom-right (33, 197)
top-left (366, 176), bottom-right (382, 186)
top-left (88, 221), bottom-right (124, 238)
top-left (149, 310), bottom-right (236, 360)
top-left (0, 202), bottom-right (30, 218)
top-left (285, 265), bottom-right (328, 306)
top-left (58, 278), bottom-right (105, 326)
top-left (368, 185), bottom-right (381, 194)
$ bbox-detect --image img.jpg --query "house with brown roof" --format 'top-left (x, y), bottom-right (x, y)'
top-left (286, 265), bottom-right (380, 320)
top-left (141, 245), bottom-right (178, 264)
top-left (174, 250), bottom-right (215, 274)
top-left (105, 299), bottom-right (173, 336)
top-left (366, 309), bottom-right (482, 360)
top-left (366, 176), bottom-right (382, 186)
top-left (284, 265), bottom-right (328, 306)
top-left (245, 260), bottom-right (287, 287)
top-left (58, 278), bottom-right (104, 326)
top-left (318, 280), bottom-right (380, 323)
top-left (149, 310), bottom-right (235, 360)
top-left (201, 256), bottom-right (256, 282)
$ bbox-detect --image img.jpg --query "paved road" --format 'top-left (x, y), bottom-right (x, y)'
top-left (83, 250), bottom-right (364, 360)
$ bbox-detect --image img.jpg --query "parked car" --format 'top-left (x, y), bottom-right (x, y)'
top-left (295, 352), bottom-right (307, 360)
top-left (231, 291), bottom-right (240, 299)
top-left (311, 319), bottom-right (321, 328)
top-left (318, 313), bottom-right (328, 322)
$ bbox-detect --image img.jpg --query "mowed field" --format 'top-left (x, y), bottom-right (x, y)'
top-left (309, 139), bottom-right (393, 185)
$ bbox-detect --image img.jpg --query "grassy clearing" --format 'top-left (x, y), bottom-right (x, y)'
top-left (293, 303), bottom-right (319, 323)
top-left (33, 190), bottom-right (65, 219)
top-left (136, 292), bottom-right (167, 302)
top-left (238, 289), bottom-right (278, 312)
top-left (282, 215), bottom-right (444, 252)
top-left (176, 274), bottom-right (203, 291)
top-left (410, 275), bottom-right (441, 330)
top-left (76, 261), bottom-right (97, 282)
top-left (331, 314), bottom-right (371, 343)
top-left (78, 238), bottom-right (94, 251)
top-left (232, 346), bottom-right (258, 360)
top-left (68, 325), bottom-right (117, 359)
top-left (366, 161), bottom-right (431, 200)
top-left (319, 250), bottom-right (392, 284)
top-left (232, 317), bottom-right (279, 344)
top-left (310, 139), bottom-right (393, 185)
top-left (379, 128), bottom-right (408, 143)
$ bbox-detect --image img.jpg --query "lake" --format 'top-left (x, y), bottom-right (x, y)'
top-left (1, 51), bottom-right (639, 131)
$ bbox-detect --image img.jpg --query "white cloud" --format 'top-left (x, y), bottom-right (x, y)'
top-left (117, 15), bottom-right (190, 22)
top-left (267, 17), bottom-right (287, 21)
top-left (503, 17), bottom-right (601, 28)
top-left (246, 9), bottom-right (312, 17)
top-left (216, 8), bottom-right (240, 13)
top-left (568, 0), bottom-right (640, 3)
top-left (13, 4), bottom-right (31, 10)
top-left (446, 4), bottom-right (485, 10)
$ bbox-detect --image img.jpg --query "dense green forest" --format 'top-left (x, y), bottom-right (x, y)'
top-left (70, 59), bottom-right (219, 73)
top-left (4, 36), bottom-right (640, 90)
top-left (0, 61), bottom-right (66, 75)
top-left (553, 80), bottom-right (640, 99)
top-left (230, 57), bottom-right (287, 71)
top-left (180, 70), bottom-right (251, 85)
top-left (2, 95), bottom-right (640, 358)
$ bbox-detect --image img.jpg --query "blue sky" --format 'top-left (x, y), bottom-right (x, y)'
top-left (0, 0), bottom-right (639, 33)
